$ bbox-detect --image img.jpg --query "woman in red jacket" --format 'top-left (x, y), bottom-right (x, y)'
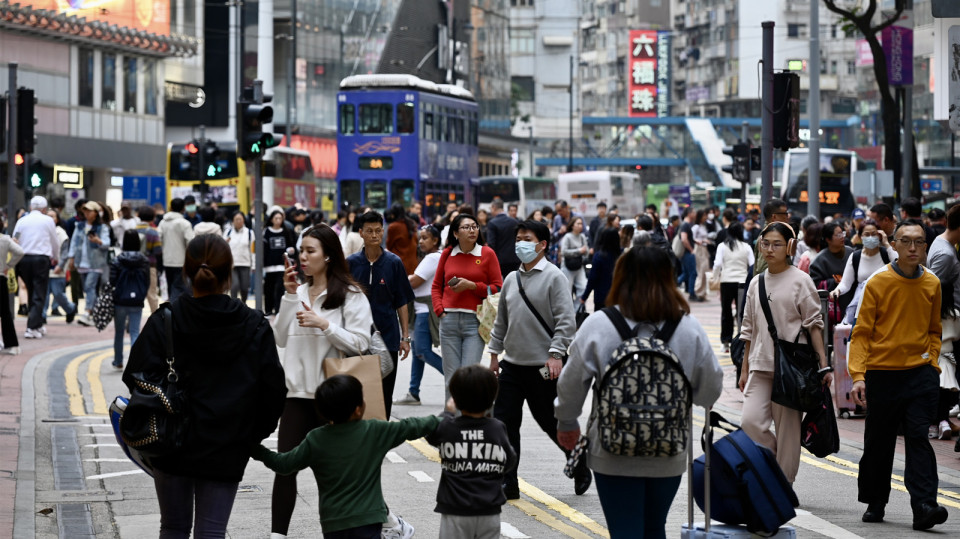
top-left (431, 213), bottom-right (503, 392)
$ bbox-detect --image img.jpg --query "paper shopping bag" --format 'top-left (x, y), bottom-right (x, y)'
top-left (323, 354), bottom-right (387, 420)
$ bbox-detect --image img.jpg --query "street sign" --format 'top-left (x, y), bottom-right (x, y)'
top-left (122, 176), bottom-right (166, 209)
top-left (921, 179), bottom-right (943, 193)
top-left (852, 170), bottom-right (895, 202)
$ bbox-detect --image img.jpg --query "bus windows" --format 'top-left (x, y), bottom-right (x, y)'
top-left (454, 113), bottom-right (464, 144)
top-left (339, 104), bottom-right (355, 135)
top-left (364, 180), bottom-right (388, 210)
top-left (390, 179), bottom-right (415, 208)
top-left (611, 176), bottom-right (624, 197)
top-left (422, 107), bottom-right (434, 140)
top-left (359, 104), bottom-right (393, 134)
top-left (468, 115), bottom-right (478, 145)
top-left (398, 103), bottom-right (415, 134)
top-left (340, 180), bottom-right (362, 210)
top-left (437, 113), bottom-right (447, 142)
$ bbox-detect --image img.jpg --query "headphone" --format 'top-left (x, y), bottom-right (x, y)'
top-left (760, 222), bottom-right (798, 257)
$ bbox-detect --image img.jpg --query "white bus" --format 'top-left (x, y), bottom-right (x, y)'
top-left (557, 171), bottom-right (644, 220)
top-left (472, 176), bottom-right (557, 217)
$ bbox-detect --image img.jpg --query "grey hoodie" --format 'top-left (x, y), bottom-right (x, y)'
top-left (157, 211), bottom-right (195, 267)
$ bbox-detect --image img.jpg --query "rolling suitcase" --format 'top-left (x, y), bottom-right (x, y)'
top-left (832, 324), bottom-right (865, 418)
top-left (681, 410), bottom-right (797, 538)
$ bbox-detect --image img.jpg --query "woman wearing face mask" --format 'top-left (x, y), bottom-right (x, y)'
top-left (830, 219), bottom-right (895, 321)
top-left (431, 214), bottom-right (503, 392)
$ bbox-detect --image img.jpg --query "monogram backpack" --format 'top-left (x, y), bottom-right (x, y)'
top-left (592, 308), bottom-right (691, 457)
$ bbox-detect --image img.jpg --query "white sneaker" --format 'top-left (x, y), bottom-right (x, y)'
top-left (381, 515), bottom-right (415, 539)
top-left (0, 346), bottom-right (21, 355)
top-left (77, 314), bottom-right (92, 327)
top-left (939, 420), bottom-right (953, 441)
top-left (393, 392), bottom-right (422, 406)
top-left (950, 405), bottom-right (959, 418)
top-left (24, 328), bottom-right (41, 339)
top-left (38, 325), bottom-right (47, 336)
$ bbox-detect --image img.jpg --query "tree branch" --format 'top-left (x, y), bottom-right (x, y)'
top-left (822, 0), bottom-right (861, 23)
top-left (874, 5), bottom-right (905, 34)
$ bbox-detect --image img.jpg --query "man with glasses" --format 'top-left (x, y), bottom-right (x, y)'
top-left (849, 219), bottom-right (948, 531)
top-left (810, 221), bottom-right (855, 311)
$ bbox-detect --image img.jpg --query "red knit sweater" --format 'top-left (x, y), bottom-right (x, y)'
top-left (431, 245), bottom-right (503, 316)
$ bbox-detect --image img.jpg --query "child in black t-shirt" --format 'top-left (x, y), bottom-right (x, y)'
top-left (426, 365), bottom-right (517, 538)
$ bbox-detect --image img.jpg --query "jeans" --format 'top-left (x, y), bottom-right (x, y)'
top-left (113, 305), bottom-right (143, 367)
top-left (19, 254), bottom-right (50, 330)
top-left (593, 472), bottom-right (682, 539)
top-left (47, 276), bottom-right (76, 317)
top-left (680, 251), bottom-right (697, 297)
top-left (439, 312), bottom-right (484, 396)
top-left (165, 267), bottom-right (188, 303)
top-left (561, 266), bottom-right (587, 306)
top-left (409, 312), bottom-right (443, 399)
top-left (153, 468), bottom-right (239, 538)
top-left (81, 271), bottom-right (102, 314)
top-left (230, 266), bottom-right (250, 302)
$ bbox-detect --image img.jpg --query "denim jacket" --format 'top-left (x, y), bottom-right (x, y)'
top-left (68, 221), bottom-right (112, 271)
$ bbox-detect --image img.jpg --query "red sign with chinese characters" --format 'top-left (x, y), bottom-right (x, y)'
top-left (628, 30), bottom-right (658, 118)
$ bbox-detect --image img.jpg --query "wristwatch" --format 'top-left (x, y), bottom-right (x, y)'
top-left (401, 336), bottom-right (412, 343)
top-left (549, 351), bottom-right (563, 361)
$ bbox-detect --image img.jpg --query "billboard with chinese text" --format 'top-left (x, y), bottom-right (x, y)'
top-left (627, 30), bottom-right (671, 117)
top-left (20, 0), bottom-right (170, 36)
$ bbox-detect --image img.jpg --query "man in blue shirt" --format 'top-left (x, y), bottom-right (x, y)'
top-left (348, 210), bottom-right (415, 419)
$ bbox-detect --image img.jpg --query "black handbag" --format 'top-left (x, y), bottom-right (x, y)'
top-left (800, 385), bottom-right (840, 458)
top-left (575, 303), bottom-right (589, 329)
top-left (758, 275), bottom-right (823, 413)
top-left (730, 333), bottom-right (745, 384)
top-left (564, 254), bottom-right (583, 271)
top-left (119, 306), bottom-right (191, 458)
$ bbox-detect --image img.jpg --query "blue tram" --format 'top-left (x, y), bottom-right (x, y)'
top-left (336, 74), bottom-right (479, 220)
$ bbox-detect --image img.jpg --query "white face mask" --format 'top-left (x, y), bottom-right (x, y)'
top-left (862, 236), bottom-right (880, 249)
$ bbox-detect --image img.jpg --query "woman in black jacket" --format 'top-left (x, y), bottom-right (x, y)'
top-left (122, 235), bottom-right (287, 538)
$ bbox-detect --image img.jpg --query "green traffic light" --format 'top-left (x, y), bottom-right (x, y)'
top-left (250, 141), bottom-right (262, 155)
top-left (30, 173), bottom-right (41, 188)
top-left (206, 164), bottom-right (218, 177)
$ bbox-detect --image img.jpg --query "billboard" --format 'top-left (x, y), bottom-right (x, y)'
top-left (21, 0), bottom-right (170, 36)
top-left (627, 30), bottom-right (670, 118)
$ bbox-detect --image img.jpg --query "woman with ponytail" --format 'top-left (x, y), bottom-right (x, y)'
top-left (122, 235), bottom-right (287, 537)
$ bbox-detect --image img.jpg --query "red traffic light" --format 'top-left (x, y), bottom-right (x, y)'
top-left (14, 153), bottom-right (24, 166)
top-left (635, 165), bottom-right (643, 170)
top-left (186, 142), bottom-right (199, 154)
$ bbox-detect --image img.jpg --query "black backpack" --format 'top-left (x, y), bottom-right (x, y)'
top-left (851, 248), bottom-right (889, 283)
top-left (593, 308), bottom-right (691, 457)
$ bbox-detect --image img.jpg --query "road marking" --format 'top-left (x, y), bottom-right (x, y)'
top-left (500, 522), bottom-right (531, 538)
top-left (386, 451), bottom-right (406, 464)
top-left (509, 499), bottom-right (594, 539)
top-left (818, 453), bottom-right (960, 502)
top-left (86, 348), bottom-right (112, 415)
top-left (792, 509), bottom-right (864, 539)
top-left (83, 444), bottom-right (120, 448)
top-left (65, 350), bottom-right (107, 417)
top-left (407, 470), bottom-right (434, 483)
top-left (84, 459), bottom-right (130, 463)
top-left (82, 423), bottom-right (112, 428)
top-left (86, 470), bottom-right (145, 480)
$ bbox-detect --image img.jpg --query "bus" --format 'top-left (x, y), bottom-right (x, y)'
top-left (335, 74), bottom-right (479, 221)
top-left (167, 143), bottom-right (326, 214)
top-left (781, 148), bottom-right (859, 218)
top-left (557, 171), bottom-right (643, 219)
top-left (472, 175), bottom-right (557, 217)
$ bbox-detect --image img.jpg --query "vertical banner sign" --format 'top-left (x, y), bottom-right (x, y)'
top-left (881, 10), bottom-right (913, 86)
top-left (657, 31), bottom-right (672, 117)
top-left (628, 30), bottom-right (659, 117)
top-left (948, 27), bottom-right (960, 133)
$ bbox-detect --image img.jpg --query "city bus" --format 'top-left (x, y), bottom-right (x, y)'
top-left (557, 171), bottom-right (643, 219)
top-left (335, 74), bottom-right (479, 221)
top-left (781, 148), bottom-right (859, 218)
top-left (472, 175), bottom-right (556, 216)
top-left (166, 143), bottom-right (327, 214)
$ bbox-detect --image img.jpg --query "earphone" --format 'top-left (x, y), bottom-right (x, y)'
top-left (324, 257), bottom-right (330, 262)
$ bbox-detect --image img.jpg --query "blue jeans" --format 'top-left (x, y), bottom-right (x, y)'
top-left (681, 251), bottom-right (697, 297)
top-left (114, 305), bottom-right (143, 367)
top-left (439, 312), bottom-right (484, 395)
top-left (410, 312), bottom-right (443, 398)
top-left (593, 472), bottom-right (682, 539)
top-left (47, 276), bottom-right (76, 319)
top-left (153, 468), bottom-right (239, 538)
top-left (81, 271), bottom-right (101, 313)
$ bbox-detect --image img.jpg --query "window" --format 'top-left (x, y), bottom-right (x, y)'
top-left (830, 60), bottom-right (837, 75)
top-left (831, 25), bottom-right (837, 39)
top-left (510, 28), bottom-right (534, 55)
top-left (78, 48), bottom-right (94, 107)
top-left (124, 57), bottom-right (138, 113)
top-left (787, 24), bottom-right (806, 38)
top-left (364, 180), bottom-right (388, 211)
top-left (437, 112), bottom-right (447, 141)
top-left (340, 180), bottom-right (362, 209)
top-left (144, 60), bottom-right (157, 114)
top-left (102, 53), bottom-right (116, 110)
top-left (397, 102), bottom-right (415, 134)
top-left (421, 105), bottom-right (434, 139)
top-left (847, 60), bottom-right (856, 75)
top-left (358, 104), bottom-right (392, 134)
top-left (512, 76), bottom-right (535, 101)
top-left (339, 104), bottom-right (355, 134)
top-left (390, 179), bottom-right (415, 208)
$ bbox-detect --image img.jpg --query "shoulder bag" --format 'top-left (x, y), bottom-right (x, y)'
top-left (119, 306), bottom-right (191, 458)
top-left (758, 274), bottom-right (823, 413)
top-left (515, 272), bottom-right (568, 360)
top-left (322, 307), bottom-right (388, 420)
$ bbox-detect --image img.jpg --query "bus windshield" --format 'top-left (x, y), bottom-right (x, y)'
top-left (475, 179), bottom-right (520, 204)
top-left (782, 151), bottom-right (855, 217)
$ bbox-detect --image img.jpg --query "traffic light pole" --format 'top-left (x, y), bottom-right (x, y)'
top-left (253, 154), bottom-right (264, 313)
top-left (6, 63), bottom-right (17, 234)
top-left (741, 121), bottom-right (749, 218)
top-left (197, 125), bottom-right (206, 201)
top-left (760, 22), bottom-right (774, 222)
top-left (808, 0), bottom-right (821, 218)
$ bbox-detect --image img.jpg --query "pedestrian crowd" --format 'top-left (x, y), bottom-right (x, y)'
top-left (5, 191), bottom-right (957, 537)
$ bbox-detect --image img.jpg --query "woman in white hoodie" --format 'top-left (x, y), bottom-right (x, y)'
top-left (270, 223), bottom-right (372, 538)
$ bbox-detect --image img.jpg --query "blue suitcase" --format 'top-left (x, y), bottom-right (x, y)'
top-left (692, 412), bottom-right (799, 535)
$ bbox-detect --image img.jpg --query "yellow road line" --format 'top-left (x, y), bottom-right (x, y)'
top-left (86, 349), bottom-right (113, 416)
top-left (820, 454), bottom-right (960, 501)
top-left (406, 438), bottom-right (609, 537)
top-left (65, 350), bottom-right (105, 417)
top-left (508, 499), bottom-right (596, 539)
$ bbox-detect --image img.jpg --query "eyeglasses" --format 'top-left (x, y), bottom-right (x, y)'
top-left (895, 238), bottom-right (926, 248)
top-left (759, 240), bottom-right (787, 251)
top-left (833, 232), bottom-right (847, 238)
top-left (772, 211), bottom-right (790, 217)
top-left (459, 224), bottom-right (479, 231)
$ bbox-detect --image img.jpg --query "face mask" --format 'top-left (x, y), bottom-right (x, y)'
top-left (862, 236), bottom-right (880, 249)
top-left (515, 241), bottom-right (541, 264)
top-left (185, 205), bottom-right (197, 213)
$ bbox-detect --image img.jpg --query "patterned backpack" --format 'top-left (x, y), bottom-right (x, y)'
top-left (592, 308), bottom-right (692, 457)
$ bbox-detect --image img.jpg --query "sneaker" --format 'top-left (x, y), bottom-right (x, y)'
top-left (912, 502), bottom-right (948, 531)
top-left (66, 309), bottom-right (76, 324)
top-left (0, 346), bottom-right (21, 355)
top-left (722, 344), bottom-right (731, 354)
top-left (950, 405), bottom-right (960, 418)
top-left (49, 308), bottom-right (63, 317)
top-left (112, 362), bottom-right (123, 370)
top-left (38, 325), bottom-right (47, 336)
top-left (939, 420), bottom-right (953, 440)
top-left (24, 328), bottom-right (41, 339)
top-left (77, 314), bottom-right (92, 327)
top-left (17, 305), bottom-right (27, 316)
top-left (393, 392), bottom-right (422, 406)
top-left (382, 515), bottom-right (415, 539)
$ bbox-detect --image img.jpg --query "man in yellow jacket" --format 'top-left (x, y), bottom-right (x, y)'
top-left (850, 219), bottom-right (947, 531)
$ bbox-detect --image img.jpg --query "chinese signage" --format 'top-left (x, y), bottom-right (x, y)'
top-left (882, 10), bottom-right (913, 86)
top-left (628, 30), bottom-right (671, 118)
top-left (20, 0), bottom-right (170, 36)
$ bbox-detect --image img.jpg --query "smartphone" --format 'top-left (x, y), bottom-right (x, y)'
top-left (448, 276), bottom-right (460, 287)
top-left (283, 253), bottom-right (292, 266)
top-left (539, 365), bottom-right (551, 380)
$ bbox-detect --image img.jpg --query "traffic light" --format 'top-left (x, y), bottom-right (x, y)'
top-left (773, 72), bottom-right (799, 151)
top-left (237, 88), bottom-right (282, 160)
top-left (203, 140), bottom-right (221, 178)
top-left (722, 143), bottom-right (750, 182)
top-left (28, 159), bottom-right (52, 189)
top-left (179, 142), bottom-right (200, 177)
top-left (13, 153), bottom-right (24, 189)
top-left (16, 87), bottom-right (36, 154)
